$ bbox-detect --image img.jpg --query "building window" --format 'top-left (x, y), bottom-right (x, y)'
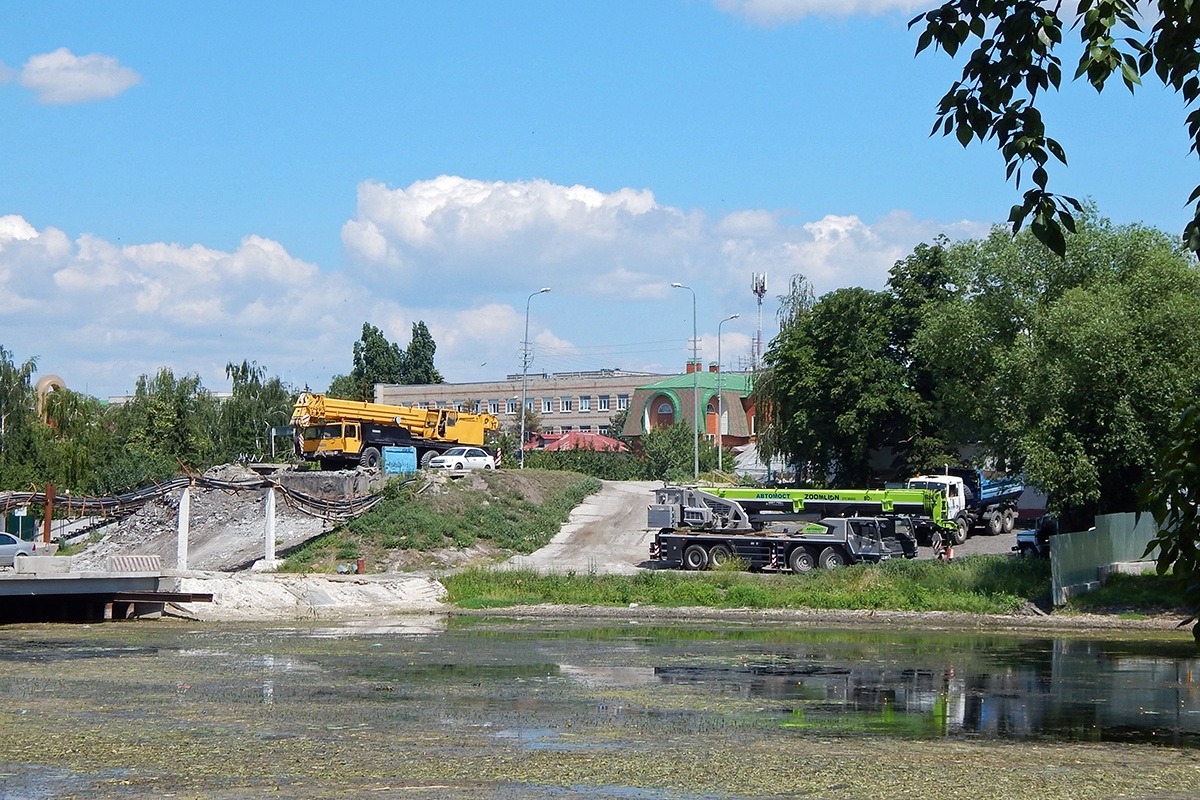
top-left (506, 399), bottom-right (518, 414)
top-left (561, 425), bottom-right (572, 433)
top-left (488, 400), bottom-right (500, 414)
top-left (542, 398), bottom-right (553, 414)
top-left (580, 396), bottom-right (591, 411)
top-left (598, 395), bottom-right (610, 412)
top-left (599, 425), bottom-right (610, 436)
top-left (561, 397), bottom-right (573, 412)
top-left (580, 425), bottom-right (591, 433)
top-left (618, 394), bottom-right (629, 410)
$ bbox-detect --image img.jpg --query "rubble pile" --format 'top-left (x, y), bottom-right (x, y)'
top-left (71, 464), bottom-right (331, 572)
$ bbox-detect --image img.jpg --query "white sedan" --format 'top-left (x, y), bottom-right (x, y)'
top-left (0, 532), bottom-right (36, 567)
top-left (428, 447), bottom-right (496, 471)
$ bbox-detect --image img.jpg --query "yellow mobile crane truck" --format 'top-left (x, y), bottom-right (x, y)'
top-left (290, 393), bottom-right (499, 469)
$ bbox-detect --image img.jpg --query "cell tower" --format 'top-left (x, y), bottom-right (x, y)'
top-left (752, 273), bottom-right (766, 370)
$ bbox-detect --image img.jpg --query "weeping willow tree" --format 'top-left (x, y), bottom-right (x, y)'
top-left (0, 345), bottom-right (39, 489)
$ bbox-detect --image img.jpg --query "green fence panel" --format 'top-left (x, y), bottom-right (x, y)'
top-left (1051, 512), bottom-right (1159, 605)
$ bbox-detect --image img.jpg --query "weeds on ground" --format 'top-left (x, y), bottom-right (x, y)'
top-left (443, 554), bottom-right (1051, 614)
top-left (277, 470), bottom-right (600, 573)
top-left (1065, 571), bottom-right (1184, 617)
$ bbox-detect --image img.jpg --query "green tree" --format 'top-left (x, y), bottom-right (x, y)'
top-left (886, 237), bottom-right (965, 473)
top-left (758, 284), bottom-right (917, 486)
top-left (36, 388), bottom-right (120, 494)
top-left (912, 0), bottom-right (1200, 253)
top-left (753, 275), bottom-right (816, 477)
top-left (0, 345), bottom-right (39, 488)
top-left (329, 321), bottom-right (443, 399)
top-left (111, 368), bottom-right (218, 472)
top-left (401, 321), bottom-right (443, 384)
top-left (329, 323), bottom-right (405, 400)
top-left (918, 211), bottom-right (1200, 530)
top-left (217, 360), bottom-right (294, 462)
top-left (639, 422), bottom-right (717, 482)
top-left (1144, 405), bottom-right (1200, 636)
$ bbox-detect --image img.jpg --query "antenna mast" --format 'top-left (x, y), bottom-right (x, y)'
top-left (752, 273), bottom-right (766, 370)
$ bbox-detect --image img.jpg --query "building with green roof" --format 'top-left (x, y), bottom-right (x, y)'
top-left (621, 362), bottom-right (755, 449)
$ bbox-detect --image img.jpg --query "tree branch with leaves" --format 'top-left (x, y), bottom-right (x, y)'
top-left (912, 1), bottom-right (1200, 253)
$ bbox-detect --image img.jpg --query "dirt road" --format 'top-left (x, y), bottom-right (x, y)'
top-left (505, 480), bottom-right (661, 574)
top-left (511, 480), bottom-right (1022, 574)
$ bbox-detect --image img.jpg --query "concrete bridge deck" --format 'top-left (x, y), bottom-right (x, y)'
top-left (0, 556), bottom-right (212, 623)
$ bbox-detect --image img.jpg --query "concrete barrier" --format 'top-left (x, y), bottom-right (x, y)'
top-left (15, 556), bottom-right (72, 575)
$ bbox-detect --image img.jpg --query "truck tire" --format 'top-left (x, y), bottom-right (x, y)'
top-left (683, 544), bottom-right (709, 571)
top-left (1003, 508), bottom-right (1015, 534)
top-left (708, 544), bottom-right (732, 568)
top-left (360, 447), bottom-right (381, 469)
top-left (788, 546), bottom-right (816, 574)
top-left (818, 546), bottom-right (847, 569)
top-left (987, 510), bottom-right (1003, 536)
top-left (953, 517), bottom-right (969, 545)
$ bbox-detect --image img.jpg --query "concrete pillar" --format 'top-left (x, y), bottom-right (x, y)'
top-left (264, 487), bottom-right (276, 562)
top-left (177, 487), bottom-right (190, 571)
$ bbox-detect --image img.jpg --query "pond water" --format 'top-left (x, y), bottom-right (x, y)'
top-left (1, 616), bottom-right (1199, 799)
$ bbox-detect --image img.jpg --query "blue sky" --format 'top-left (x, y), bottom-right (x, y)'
top-left (1, 1), bottom-right (1192, 399)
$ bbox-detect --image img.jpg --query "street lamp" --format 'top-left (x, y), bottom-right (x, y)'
top-left (520, 287), bottom-right (551, 468)
top-left (716, 313), bottom-right (740, 473)
top-left (671, 282), bottom-right (699, 480)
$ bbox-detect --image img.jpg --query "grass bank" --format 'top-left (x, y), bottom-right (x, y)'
top-left (279, 469), bottom-right (601, 572)
top-left (444, 555), bottom-right (1055, 614)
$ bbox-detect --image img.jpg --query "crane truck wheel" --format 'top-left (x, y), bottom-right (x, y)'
top-left (683, 544), bottom-right (709, 571)
top-left (788, 546), bottom-right (816, 574)
top-left (818, 547), bottom-right (847, 569)
top-left (987, 510), bottom-right (1003, 536)
top-left (360, 447), bottom-right (381, 469)
top-left (953, 517), bottom-right (969, 545)
top-left (1002, 508), bottom-right (1015, 534)
top-left (708, 544), bottom-right (732, 568)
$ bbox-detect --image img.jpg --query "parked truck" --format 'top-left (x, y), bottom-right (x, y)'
top-left (290, 393), bottom-right (499, 469)
top-left (647, 485), bottom-right (925, 573)
top-left (705, 485), bottom-right (954, 545)
top-left (905, 467), bottom-right (1026, 544)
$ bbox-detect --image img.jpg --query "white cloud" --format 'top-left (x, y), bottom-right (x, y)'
top-left (2, 180), bottom-right (989, 397)
top-left (713, 0), bottom-right (927, 25)
top-left (18, 48), bottom-right (140, 104)
top-left (342, 175), bottom-right (984, 303)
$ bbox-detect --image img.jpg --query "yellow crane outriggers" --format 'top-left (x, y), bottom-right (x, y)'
top-left (290, 393), bottom-right (499, 469)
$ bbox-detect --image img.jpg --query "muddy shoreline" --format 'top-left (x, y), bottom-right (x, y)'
top-left (172, 569), bottom-right (1194, 639)
top-left (451, 600), bottom-right (1195, 636)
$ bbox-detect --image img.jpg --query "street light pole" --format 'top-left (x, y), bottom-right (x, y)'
top-left (520, 287), bottom-right (551, 469)
top-left (671, 282), bottom-right (699, 480)
top-left (716, 313), bottom-right (740, 473)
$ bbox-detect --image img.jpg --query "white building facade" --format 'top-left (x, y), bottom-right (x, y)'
top-left (375, 369), bottom-right (666, 437)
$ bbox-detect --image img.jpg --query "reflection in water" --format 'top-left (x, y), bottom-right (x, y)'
top-left (647, 635), bottom-right (1200, 746)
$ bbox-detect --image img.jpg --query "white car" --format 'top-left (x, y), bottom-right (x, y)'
top-left (0, 532), bottom-right (36, 567)
top-left (428, 446), bottom-right (496, 471)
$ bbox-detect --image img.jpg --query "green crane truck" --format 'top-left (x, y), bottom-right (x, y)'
top-left (647, 485), bottom-right (950, 572)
